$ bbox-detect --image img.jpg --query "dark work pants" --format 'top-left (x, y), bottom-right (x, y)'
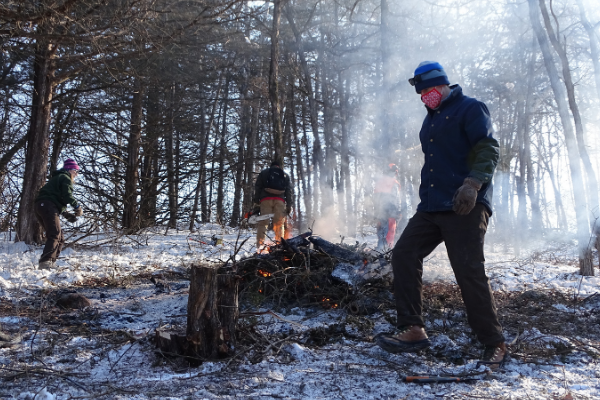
top-left (391, 204), bottom-right (504, 345)
top-left (34, 200), bottom-right (64, 263)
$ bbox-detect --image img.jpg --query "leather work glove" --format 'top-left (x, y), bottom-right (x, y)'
top-left (62, 212), bottom-right (78, 223)
top-left (74, 205), bottom-right (83, 217)
top-left (252, 203), bottom-right (261, 215)
top-left (452, 177), bottom-right (482, 215)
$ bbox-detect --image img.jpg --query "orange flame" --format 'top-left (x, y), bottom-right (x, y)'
top-left (257, 269), bottom-right (272, 278)
top-left (321, 298), bottom-right (339, 309)
top-left (257, 245), bottom-right (270, 254)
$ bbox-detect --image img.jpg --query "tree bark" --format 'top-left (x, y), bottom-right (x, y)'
top-left (528, 0), bottom-right (593, 275)
top-left (539, 0), bottom-right (599, 216)
top-left (523, 38), bottom-right (543, 232)
top-left (339, 71), bottom-right (353, 235)
top-left (284, 4), bottom-right (325, 207)
top-left (269, 0), bottom-right (285, 166)
top-left (16, 40), bottom-right (56, 244)
top-left (575, 0), bottom-right (600, 103)
top-left (574, 0), bottom-right (600, 267)
top-left (165, 83), bottom-right (178, 229)
top-left (216, 76), bottom-right (230, 225)
top-left (243, 97), bottom-right (261, 213)
top-left (230, 67), bottom-right (250, 227)
top-left (122, 77), bottom-right (144, 232)
top-left (140, 85), bottom-right (161, 228)
top-left (290, 81), bottom-right (307, 231)
top-left (379, 0), bottom-right (395, 161)
top-left (190, 98), bottom-right (207, 232)
top-left (155, 265), bottom-right (238, 362)
top-left (202, 80), bottom-right (223, 223)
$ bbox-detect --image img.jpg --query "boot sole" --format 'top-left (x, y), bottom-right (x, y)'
top-left (476, 352), bottom-right (509, 370)
top-left (375, 334), bottom-right (431, 353)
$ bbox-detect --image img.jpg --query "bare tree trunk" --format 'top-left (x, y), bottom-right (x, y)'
top-left (230, 64), bottom-right (252, 227)
top-left (575, 0), bottom-right (600, 103)
top-left (379, 0), bottom-right (395, 161)
top-left (123, 77), bottom-right (144, 232)
top-left (524, 38), bottom-right (543, 232)
top-left (529, 0), bottom-right (593, 275)
top-left (285, 4), bottom-right (325, 207)
top-left (49, 90), bottom-right (77, 172)
top-left (339, 72), bottom-right (353, 235)
top-left (301, 99), bottom-right (313, 226)
top-left (156, 265), bottom-right (238, 362)
top-left (290, 82), bottom-right (307, 231)
top-left (216, 75), bottom-right (230, 225)
top-left (538, 145), bottom-right (568, 230)
top-left (539, 0), bottom-right (599, 215)
top-left (243, 98), bottom-right (261, 213)
top-left (140, 85), bottom-right (161, 228)
top-left (516, 100), bottom-right (528, 256)
top-left (202, 81), bottom-right (223, 223)
top-left (16, 40), bottom-right (56, 244)
top-left (320, 63), bottom-right (335, 215)
top-left (575, 0), bottom-right (600, 267)
top-left (185, 266), bottom-right (238, 359)
top-left (269, 0), bottom-right (284, 165)
top-left (189, 100), bottom-right (207, 232)
top-left (165, 83), bottom-right (178, 229)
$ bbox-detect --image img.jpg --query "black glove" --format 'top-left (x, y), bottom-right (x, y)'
top-left (452, 177), bottom-right (482, 215)
top-left (74, 205), bottom-right (83, 217)
top-left (285, 204), bottom-right (292, 215)
top-left (252, 203), bottom-right (261, 215)
top-left (63, 212), bottom-right (78, 223)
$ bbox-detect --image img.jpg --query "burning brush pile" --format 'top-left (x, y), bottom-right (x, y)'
top-left (234, 232), bottom-right (394, 315)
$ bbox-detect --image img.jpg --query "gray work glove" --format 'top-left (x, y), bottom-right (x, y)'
top-left (452, 177), bottom-right (482, 215)
top-left (62, 212), bottom-right (78, 223)
top-left (285, 204), bottom-right (292, 215)
top-left (252, 203), bottom-right (261, 215)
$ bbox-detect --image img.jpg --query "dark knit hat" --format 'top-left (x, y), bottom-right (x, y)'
top-left (409, 61), bottom-right (450, 93)
top-left (270, 160), bottom-right (281, 167)
top-left (63, 158), bottom-right (80, 171)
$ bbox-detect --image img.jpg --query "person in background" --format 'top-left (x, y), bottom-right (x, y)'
top-left (253, 160), bottom-right (294, 248)
top-left (374, 163), bottom-right (401, 250)
top-left (34, 158), bottom-right (83, 270)
top-left (375, 61), bottom-right (507, 370)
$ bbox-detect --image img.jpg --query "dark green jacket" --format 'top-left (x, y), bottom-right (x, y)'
top-left (35, 169), bottom-right (79, 213)
top-left (253, 166), bottom-right (294, 206)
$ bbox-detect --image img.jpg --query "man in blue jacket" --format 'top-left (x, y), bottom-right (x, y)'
top-left (375, 61), bottom-right (507, 369)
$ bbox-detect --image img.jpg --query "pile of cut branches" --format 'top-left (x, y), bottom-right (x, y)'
top-left (233, 234), bottom-right (387, 312)
top-left (236, 246), bottom-right (355, 311)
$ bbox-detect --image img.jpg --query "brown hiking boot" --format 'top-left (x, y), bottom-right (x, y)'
top-left (375, 325), bottom-right (431, 353)
top-left (477, 342), bottom-right (508, 370)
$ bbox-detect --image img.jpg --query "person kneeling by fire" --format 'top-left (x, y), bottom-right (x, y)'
top-left (252, 160), bottom-right (294, 251)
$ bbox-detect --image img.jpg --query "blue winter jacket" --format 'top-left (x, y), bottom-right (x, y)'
top-left (417, 85), bottom-right (499, 215)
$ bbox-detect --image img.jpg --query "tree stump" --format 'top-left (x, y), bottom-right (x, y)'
top-left (155, 264), bottom-right (238, 363)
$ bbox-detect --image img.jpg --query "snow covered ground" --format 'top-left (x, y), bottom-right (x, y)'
top-left (0, 224), bottom-right (599, 399)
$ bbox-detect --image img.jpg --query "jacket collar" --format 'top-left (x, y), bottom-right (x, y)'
top-left (52, 169), bottom-right (71, 178)
top-left (426, 84), bottom-right (462, 114)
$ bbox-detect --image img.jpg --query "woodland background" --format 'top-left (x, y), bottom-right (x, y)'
top-left (0, 0), bottom-right (599, 273)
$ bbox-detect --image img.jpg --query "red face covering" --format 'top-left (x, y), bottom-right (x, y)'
top-left (421, 88), bottom-right (443, 109)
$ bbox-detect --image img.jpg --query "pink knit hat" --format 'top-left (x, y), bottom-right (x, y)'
top-left (63, 158), bottom-right (80, 170)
